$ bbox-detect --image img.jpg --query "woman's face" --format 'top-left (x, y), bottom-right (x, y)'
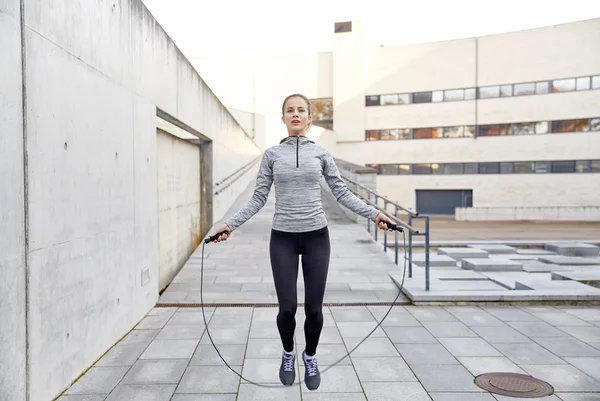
top-left (282, 96), bottom-right (311, 135)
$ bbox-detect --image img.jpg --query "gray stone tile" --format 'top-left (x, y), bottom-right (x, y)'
top-left (451, 312), bottom-right (506, 327)
top-left (245, 338), bottom-right (284, 359)
top-left (176, 366), bottom-right (240, 393)
top-left (405, 306), bottom-right (458, 322)
top-left (172, 395), bottom-right (236, 401)
top-left (121, 359), bottom-right (188, 384)
top-left (352, 357), bottom-right (417, 381)
top-left (309, 365), bottom-right (362, 393)
top-left (493, 395), bottom-right (561, 401)
top-left (190, 344), bottom-right (246, 366)
top-left (57, 396), bottom-right (107, 401)
top-left (411, 364), bottom-right (479, 392)
top-left (384, 326), bottom-right (438, 343)
top-left (439, 338), bottom-right (503, 357)
top-left (135, 315), bottom-right (172, 330)
top-left (532, 337), bottom-right (600, 357)
top-left (557, 326), bottom-right (600, 343)
top-left (105, 384), bottom-right (176, 401)
top-left (422, 321), bottom-right (478, 337)
top-left (532, 312), bottom-right (593, 326)
top-left (362, 382), bottom-right (431, 401)
top-left (394, 343), bottom-right (459, 365)
top-left (295, 327), bottom-right (343, 345)
top-left (96, 342), bottom-right (149, 366)
top-left (199, 327), bottom-right (250, 345)
top-left (330, 307), bottom-right (375, 323)
top-left (519, 364), bottom-right (600, 392)
top-left (301, 394), bottom-right (366, 401)
top-left (140, 340), bottom-right (199, 360)
top-left (556, 394), bottom-right (600, 401)
top-left (308, 343), bottom-right (352, 366)
top-left (249, 321), bottom-right (280, 338)
top-left (147, 307), bottom-right (179, 317)
top-left (430, 393), bottom-right (496, 401)
top-left (470, 326), bottom-right (531, 343)
top-left (559, 307), bottom-right (600, 322)
top-left (241, 358), bottom-right (298, 385)
top-left (564, 357), bottom-right (600, 382)
top-left (493, 342), bottom-right (566, 365)
top-left (169, 311), bottom-right (213, 326)
top-left (484, 307), bottom-right (538, 322)
top-left (65, 367), bottom-right (128, 395)
top-left (237, 384), bottom-right (300, 400)
top-left (343, 337), bottom-right (399, 358)
top-left (508, 321), bottom-right (569, 337)
top-left (336, 322), bottom-right (387, 338)
top-left (155, 325), bottom-right (205, 340)
top-left (119, 329), bottom-right (160, 345)
top-left (458, 356), bottom-right (527, 376)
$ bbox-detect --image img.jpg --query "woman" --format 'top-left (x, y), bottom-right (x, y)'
top-left (210, 94), bottom-right (395, 390)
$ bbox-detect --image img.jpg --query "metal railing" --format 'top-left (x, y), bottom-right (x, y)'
top-left (340, 174), bottom-right (432, 290)
top-left (214, 155), bottom-right (261, 195)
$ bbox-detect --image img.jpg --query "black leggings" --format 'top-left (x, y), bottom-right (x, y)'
top-left (269, 226), bottom-right (330, 356)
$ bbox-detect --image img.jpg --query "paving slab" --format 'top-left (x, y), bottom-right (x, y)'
top-left (539, 255), bottom-right (600, 266)
top-left (517, 248), bottom-right (557, 255)
top-left (468, 244), bottom-right (517, 254)
top-left (545, 243), bottom-right (600, 257)
top-left (438, 247), bottom-right (489, 260)
top-left (462, 258), bottom-right (523, 272)
top-left (522, 261), bottom-right (578, 273)
top-left (409, 253), bottom-right (457, 267)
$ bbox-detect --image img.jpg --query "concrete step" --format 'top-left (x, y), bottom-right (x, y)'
top-left (544, 243), bottom-right (600, 257)
top-left (521, 261), bottom-right (578, 273)
top-left (462, 258), bottom-right (523, 272)
top-left (516, 248), bottom-right (557, 256)
top-left (538, 255), bottom-right (600, 266)
top-left (409, 253), bottom-right (457, 267)
top-left (438, 247), bottom-right (488, 260)
top-left (468, 244), bottom-right (517, 254)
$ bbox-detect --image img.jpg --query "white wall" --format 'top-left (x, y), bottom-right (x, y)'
top-left (8, 1), bottom-right (261, 400)
top-left (156, 130), bottom-right (201, 291)
top-left (0, 2), bottom-right (27, 400)
top-left (228, 108), bottom-right (267, 151)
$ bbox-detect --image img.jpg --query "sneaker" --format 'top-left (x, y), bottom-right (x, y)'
top-left (302, 351), bottom-right (321, 390)
top-left (279, 350), bottom-right (296, 386)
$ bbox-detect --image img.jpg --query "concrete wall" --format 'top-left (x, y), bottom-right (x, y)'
top-left (156, 129), bottom-right (201, 291)
top-left (1, 1), bottom-right (261, 400)
top-left (228, 108), bottom-right (267, 151)
top-left (456, 206), bottom-right (600, 221)
top-left (0, 2), bottom-right (27, 401)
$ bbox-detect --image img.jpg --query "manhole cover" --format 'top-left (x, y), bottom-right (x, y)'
top-left (475, 372), bottom-right (554, 398)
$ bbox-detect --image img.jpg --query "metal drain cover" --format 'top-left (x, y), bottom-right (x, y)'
top-left (475, 372), bottom-right (554, 398)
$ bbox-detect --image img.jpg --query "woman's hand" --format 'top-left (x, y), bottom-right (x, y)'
top-left (375, 212), bottom-right (396, 231)
top-left (209, 224), bottom-right (232, 242)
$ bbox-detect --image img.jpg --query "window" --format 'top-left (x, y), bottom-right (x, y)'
top-left (514, 162), bottom-right (534, 174)
top-left (413, 92), bottom-right (432, 103)
top-left (432, 91), bottom-right (444, 102)
top-left (479, 86), bottom-right (500, 99)
top-left (500, 162), bottom-right (514, 173)
top-left (576, 77), bottom-right (591, 91)
top-left (396, 128), bottom-right (411, 140)
top-left (381, 94), bottom-right (399, 105)
top-left (463, 163), bottom-right (478, 174)
top-left (553, 78), bottom-right (576, 92)
top-left (536, 82), bottom-right (550, 94)
top-left (479, 124), bottom-right (509, 136)
top-left (500, 85), bottom-right (512, 97)
top-left (479, 162), bottom-right (500, 174)
top-left (511, 122), bottom-right (536, 135)
top-left (381, 164), bottom-right (399, 175)
top-left (366, 95), bottom-right (380, 106)
top-left (464, 88), bottom-right (476, 100)
top-left (535, 121), bottom-right (549, 134)
top-left (591, 118), bottom-right (600, 131)
top-left (335, 21), bottom-right (352, 33)
top-left (575, 119), bottom-right (589, 132)
top-left (431, 128), bottom-right (443, 139)
top-left (576, 160), bottom-right (590, 173)
top-left (552, 120), bottom-right (576, 133)
top-left (398, 164), bottom-right (411, 175)
top-left (380, 129), bottom-right (397, 140)
top-left (398, 94), bottom-right (410, 105)
top-left (413, 128), bottom-right (432, 139)
top-left (366, 130), bottom-right (380, 141)
top-left (591, 160), bottom-right (600, 173)
top-left (464, 126), bottom-right (475, 137)
top-left (444, 126), bottom-right (464, 138)
top-left (443, 163), bottom-right (463, 174)
top-left (593, 76), bottom-right (600, 89)
top-left (413, 164), bottom-right (432, 174)
top-left (514, 83), bottom-right (535, 96)
top-left (534, 161), bottom-right (548, 173)
top-left (551, 161), bottom-right (575, 173)
top-left (445, 89), bottom-right (464, 101)
top-left (366, 164), bottom-right (381, 174)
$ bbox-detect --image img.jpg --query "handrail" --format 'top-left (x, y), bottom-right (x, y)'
top-left (214, 155), bottom-right (261, 187)
top-left (349, 191), bottom-right (419, 233)
top-left (340, 175), bottom-right (418, 217)
top-left (214, 156), bottom-right (261, 195)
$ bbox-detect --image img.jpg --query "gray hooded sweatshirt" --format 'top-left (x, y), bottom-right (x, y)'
top-left (224, 135), bottom-right (380, 233)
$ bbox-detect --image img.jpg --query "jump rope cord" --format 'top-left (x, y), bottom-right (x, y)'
top-left (200, 229), bottom-right (408, 388)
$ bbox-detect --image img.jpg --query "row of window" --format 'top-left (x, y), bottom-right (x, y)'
top-left (366, 117), bottom-right (600, 141)
top-left (366, 74), bottom-right (600, 107)
top-left (366, 160), bottom-right (600, 175)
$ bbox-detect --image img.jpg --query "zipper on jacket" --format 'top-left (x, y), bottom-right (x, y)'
top-left (296, 136), bottom-right (299, 168)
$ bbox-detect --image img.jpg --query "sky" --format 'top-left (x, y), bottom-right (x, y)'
top-left (140, 0), bottom-right (600, 58)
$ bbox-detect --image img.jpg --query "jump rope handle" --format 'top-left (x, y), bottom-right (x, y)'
top-left (380, 221), bottom-right (403, 232)
top-left (204, 230), bottom-right (230, 244)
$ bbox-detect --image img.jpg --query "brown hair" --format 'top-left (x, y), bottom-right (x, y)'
top-left (281, 94), bottom-right (313, 117)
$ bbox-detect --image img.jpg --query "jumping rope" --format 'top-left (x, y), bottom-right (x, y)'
top-left (200, 222), bottom-right (408, 388)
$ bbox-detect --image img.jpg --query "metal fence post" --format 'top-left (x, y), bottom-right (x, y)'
top-left (425, 215), bottom-right (430, 291)
top-left (408, 214), bottom-right (413, 278)
top-left (394, 205), bottom-right (398, 265)
top-left (383, 200), bottom-right (387, 252)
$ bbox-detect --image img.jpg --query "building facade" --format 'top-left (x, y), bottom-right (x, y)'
top-left (192, 18), bottom-right (600, 217)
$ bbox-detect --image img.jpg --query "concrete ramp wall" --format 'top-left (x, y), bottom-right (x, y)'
top-left (0, 1), bottom-right (261, 400)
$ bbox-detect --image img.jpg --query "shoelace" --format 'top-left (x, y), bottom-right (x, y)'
top-left (283, 354), bottom-right (295, 372)
top-left (305, 357), bottom-right (318, 376)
